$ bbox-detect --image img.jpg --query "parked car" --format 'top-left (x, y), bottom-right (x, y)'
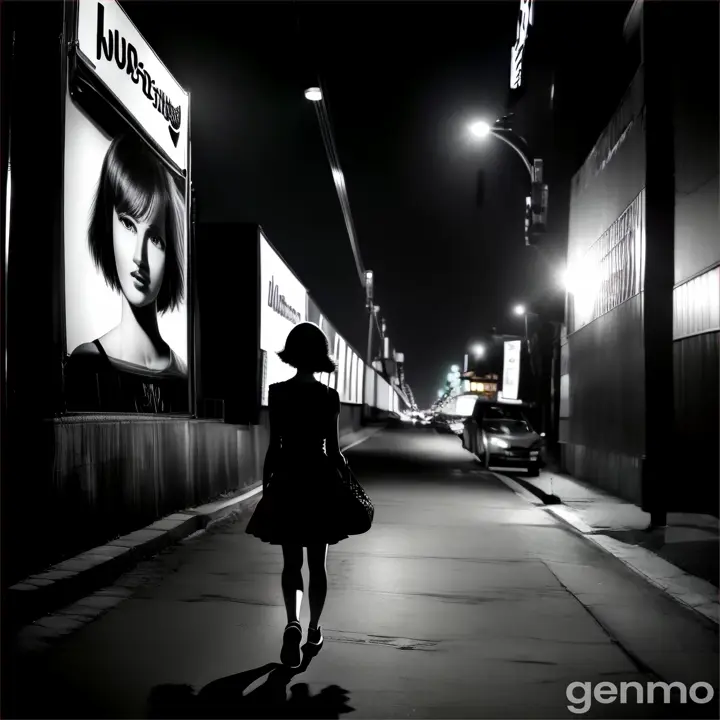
top-left (432, 413), bottom-right (465, 435)
top-left (462, 400), bottom-right (544, 476)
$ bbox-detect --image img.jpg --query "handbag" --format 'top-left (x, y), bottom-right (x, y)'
top-left (326, 386), bottom-right (374, 535)
top-left (335, 457), bottom-right (374, 535)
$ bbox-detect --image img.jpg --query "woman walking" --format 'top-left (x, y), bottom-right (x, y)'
top-left (246, 322), bottom-right (365, 669)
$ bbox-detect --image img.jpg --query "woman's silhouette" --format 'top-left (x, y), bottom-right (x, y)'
top-left (246, 322), bottom-right (350, 669)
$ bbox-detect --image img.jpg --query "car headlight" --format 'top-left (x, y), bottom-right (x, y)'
top-left (490, 437), bottom-right (509, 449)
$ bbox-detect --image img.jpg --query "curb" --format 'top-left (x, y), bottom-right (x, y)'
top-left (492, 471), bottom-right (719, 627)
top-left (546, 506), bottom-right (720, 627)
top-left (490, 471), bottom-right (546, 506)
top-left (7, 426), bottom-right (382, 629)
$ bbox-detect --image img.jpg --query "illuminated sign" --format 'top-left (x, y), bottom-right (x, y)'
top-left (502, 340), bottom-right (522, 400)
top-left (470, 381), bottom-right (498, 393)
top-left (510, 0), bottom-right (534, 90)
top-left (77, 0), bottom-right (189, 171)
top-left (260, 235), bottom-right (308, 403)
top-left (267, 277), bottom-right (302, 323)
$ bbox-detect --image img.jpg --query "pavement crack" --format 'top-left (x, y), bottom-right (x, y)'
top-left (541, 560), bottom-right (666, 682)
top-left (181, 594), bottom-right (278, 607)
top-left (507, 659), bottom-right (558, 665)
top-left (325, 631), bottom-right (439, 651)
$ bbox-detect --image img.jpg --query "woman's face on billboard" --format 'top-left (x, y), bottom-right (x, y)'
top-left (112, 203), bottom-right (166, 308)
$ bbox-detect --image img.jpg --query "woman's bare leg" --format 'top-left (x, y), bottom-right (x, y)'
top-left (281, 544), bottom-right (304, 624)
top-left (307, 543), bottom-right (329, 629)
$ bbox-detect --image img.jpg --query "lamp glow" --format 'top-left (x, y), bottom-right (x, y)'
top-left (451, 364), bottom-right (460, 373)
top-left (470, 120), bottom-right (491, 139)
top-left (559, 268), bottom-right (569, 292)
top-left (472, 344), bottom-right (485, 357)
top-left (304, 87), bottom-right (322, 102)
top-left (514, 304), bottom-right (526, 316)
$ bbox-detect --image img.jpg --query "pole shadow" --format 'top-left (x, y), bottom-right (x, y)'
top-left (147, 647), bottom-right (354, 719)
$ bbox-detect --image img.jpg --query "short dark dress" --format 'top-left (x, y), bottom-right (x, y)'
top-left (246, 380), bottom-right (350, 546)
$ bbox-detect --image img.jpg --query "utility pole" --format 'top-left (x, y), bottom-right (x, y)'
top-left (363, 270), bottom-right (379, 421)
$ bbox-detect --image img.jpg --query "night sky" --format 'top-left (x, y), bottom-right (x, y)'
top-left (124, 0), bottom-right (629, 408)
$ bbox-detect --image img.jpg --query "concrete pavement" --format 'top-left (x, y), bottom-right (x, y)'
top-left (5, 428), bottom-right (719, 719)
top-left (493, 466), bottom-right (719, 624)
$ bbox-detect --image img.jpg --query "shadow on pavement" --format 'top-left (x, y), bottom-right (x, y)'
top-left (147, 650), bottom-right (354, 720)
top-left (500, 471), bottom-right (562, 505)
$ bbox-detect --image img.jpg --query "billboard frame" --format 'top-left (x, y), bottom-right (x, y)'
top-left (59, 0), bottom-right (195, 417)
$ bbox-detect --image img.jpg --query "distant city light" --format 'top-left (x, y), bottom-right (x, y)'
top-left (469, 120), bottom-right (491, 139)
top-left (514, 304), bottom-right (526, 316)
top-left (304, 87), bottom-right (322, 102)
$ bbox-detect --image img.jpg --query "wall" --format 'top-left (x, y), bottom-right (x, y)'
top-left (669, 1), bottom-right (719, 513)
top-left (564, 66), bottom-right (647, 502)
top-left (4, 417), bottom-right (256, 586)
top-left (7, 387), bottom-right (375, 586)
top-left (672, 2), bottom-right (719, 287)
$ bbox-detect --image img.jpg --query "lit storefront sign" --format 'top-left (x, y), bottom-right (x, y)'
top-left (510, 0), bottom-right (534, 90)
top-left (77, 0), bottom-right (189, 171)
top-left (502, 340), bottom-right (522, 400)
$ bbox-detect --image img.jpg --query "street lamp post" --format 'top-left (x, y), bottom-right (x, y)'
top-left (363, 270), bottom-right (379, 421)
top-left (469, 117), bottom-right (548, 246)
top-left (513, 304), bottom-right (530, 346)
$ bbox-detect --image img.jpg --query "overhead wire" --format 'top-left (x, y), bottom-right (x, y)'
top-left (295, 3), bottom-right (399, 379)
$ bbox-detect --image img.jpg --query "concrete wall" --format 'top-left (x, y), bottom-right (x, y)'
top-left (5, 399), bottom-right (368, 585)
top-left (563, 67), bottom-right (647, 503)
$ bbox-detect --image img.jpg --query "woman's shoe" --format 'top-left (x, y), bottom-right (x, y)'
top-left (280, 621), bottom-right (303, 668)
top-left (306, 625), bottom-right (324, 654)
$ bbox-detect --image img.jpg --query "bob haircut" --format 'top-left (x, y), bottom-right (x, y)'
top-left (278, 322), bottom-right (337, 374)
top-left (88, 133), bottom-right (186, 314)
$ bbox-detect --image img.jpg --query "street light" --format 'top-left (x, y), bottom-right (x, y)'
top-left (469, 119), bottom-right (533, 178)
top-left (304, 87), bottom-right (322, 102)
top-left (469, 120), bottom-right (491, 138)
top-left (468, 117), bottom-right (549, 247)
top-left (463, 343), bottom-right (486, 373)
top-left (558, 268), bottom-right (569, 293)
top-left (512, 304), bottom-right (539, 357)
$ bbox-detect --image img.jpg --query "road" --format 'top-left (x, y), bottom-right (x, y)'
top-left (5, 428), bottom-right (719, 719)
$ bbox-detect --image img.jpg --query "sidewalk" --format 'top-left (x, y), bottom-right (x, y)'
top-left (6, 424), bottom-right (385, 631)
top-left (494, 467), bottom-right (719, 626)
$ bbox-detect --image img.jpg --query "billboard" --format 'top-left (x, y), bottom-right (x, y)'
top-left (260, 234), bottom-right (308, 404)
top-left (501, 340), bottom-right (522, 400)
top-left (306, 294), bottom-right (363, 403)
top-left (63, 0), bottom-right (191, 414)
